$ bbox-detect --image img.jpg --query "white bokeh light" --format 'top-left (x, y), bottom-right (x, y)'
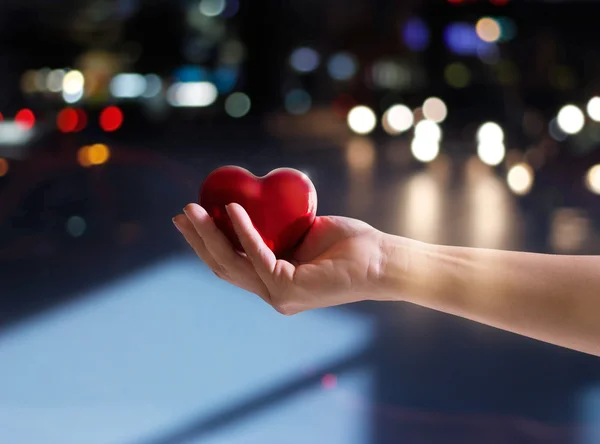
top-left (199, 0), bottom-right (226, 16)
top-left (586, 97), bottom-right (600, 122)
top-left (167, 82), bottom-right (218, 107)
top-left (507, 163), bottom-right (534, 195)
top-left (414, 120), bottom-right (442, 142)
top-left (557, 104), bottom-right (585, 135)
top-left (62, 70), bottom-right (84, 95)
top-left (586, 164), bottom-right (600, 195)
top-left (384, 104), bottom-right (413, 133)
top-left (477, 121), bottom-right (504, 143)
top-left (46, 69), bottom-right (66, 93)
top-left (411, 138), bottom-right (439, 163)
top-left (422, 97), bottom-right (448, 123)
top-left (62, 89), bottom-right (84, 104)
top-left (110, 73), bottom-right (147, 98)
top-left (477, 140), bottom-right (506, 166)
top-left (347, 106), bottom-right (377, 135)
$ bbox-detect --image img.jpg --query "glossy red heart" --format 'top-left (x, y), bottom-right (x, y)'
top-left (199, 166), bottom-right (318, 257)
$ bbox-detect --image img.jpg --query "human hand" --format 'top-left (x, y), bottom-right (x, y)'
top-left (173, 203), bottom-right (390, 315)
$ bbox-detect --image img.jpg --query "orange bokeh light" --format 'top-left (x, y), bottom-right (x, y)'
top-left (77, 144), bottom-right (110, 167)
top-left (0, 158), bottom-right (9, 177)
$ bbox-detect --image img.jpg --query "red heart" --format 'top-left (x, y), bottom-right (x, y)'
top-left (199, 166), bottom-right (318, 257)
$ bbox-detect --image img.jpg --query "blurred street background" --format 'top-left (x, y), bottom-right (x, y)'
top-left (0, 0), bottom-right (599, 443)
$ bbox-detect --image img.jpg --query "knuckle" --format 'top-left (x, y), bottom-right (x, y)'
top-left (212, 268), bottom-right (228, 279)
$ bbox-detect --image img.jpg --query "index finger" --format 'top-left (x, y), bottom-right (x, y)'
top-left (225, 203), bottom-right (277, 282)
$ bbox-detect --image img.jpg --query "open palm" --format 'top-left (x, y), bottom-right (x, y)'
top-left (174, 203), bottom-right (388, 314)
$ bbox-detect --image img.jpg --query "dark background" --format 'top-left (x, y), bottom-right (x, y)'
top-left (0, 0), bottom-right (599, 443)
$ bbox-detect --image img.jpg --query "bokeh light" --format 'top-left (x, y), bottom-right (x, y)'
top-left (110, 73), bottom-right (147, 98)
top-left (290, 47), bottom-right (320, 73)
top-left (422, 97), bottom-right (448, 123)
top-left (285, 89), bottom-right (312, 115)
top-left (327, 52), bottom-right (358, 80)
top-left (15, 109), bottom-right (35, 130)
top-left (347, 106), bottom-right (377, 135)
top-left (66, 216), bottom-right (86, 237)
top-left (20, 70), bottom-right (37, 94)
top-left (167, 81), bottom-right (218, 107)
top-left (477, 140), bottom-right (506, 166)
top-left (444, 62), bottom-right (471, 88)
top-left (346, 137), bottom-right (376, 170)
top-left (371, 60), bottom-right (411, 89)
top-left (0, 158), bottom-right (8, 177)
top-left (199, 0), bottom-right (226, 17)
top-left (444, 23), bottom-right (481, 55)
top-left (586, 97), bottom-right (600, 122)
top-left (213, 66), bottom-right (238, 94)
top-left (224, 92), bottom-right (251, 118)
top-left (476, 17), bottom-right (501, 43)
top-left (46, 69), bottom-right (66, 93)
top-left (414, 120), bottom-right (442, 142)
top-left (62, 70), bottom-right (85, 95)
top-left (507, 163), bottom-right (534, 195)
top-left (99, 106), bottom-right (124, 132)
top-left (321, 373), bottom-right (337, 390)
top-left (477, 121), bottom-right (504, 142)
top-left (88, 144), bottom-right (111, 165)
top-left (74, 109), bottom-right (88, 132)
top-left (57, 108), bottom-right (79, 133)
top-left (402, 17), bottom-right (430, 51)
top-left (557, 104), bottom-right (585, 135)
top-left (35, 68), bottom-right (50, 92)
top-left (175, 65), bottom-right (210, 83)
top-left (496, 16), bottom-right (517, 41)
top-left (384, 104), bottom-right (414, 134)
top-left (62, 88), bottom-right (84, 104)
top-left (78, 144), bottom-right (111, 167)
top-left (142, 74), bottom-right (163, 98)
top-left (549, 117), bottom-right (568, 141)
top-left (550, 208), bottom-right (591, 253)
top-left (586, 164), bottom-right (600, 195)
top-left (411, 138), bottom-right (440, 163)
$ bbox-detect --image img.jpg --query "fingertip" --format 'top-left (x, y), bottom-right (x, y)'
top-left (225, 203), bottom-right (246, 225)
top-left (173, 214), bottom-right (185, 230)
top-left (225, 202), bottom-right (242, 214)
top-left (184, 203), bottom-right (209, 220)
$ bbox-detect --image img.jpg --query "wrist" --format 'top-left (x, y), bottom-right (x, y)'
top-left (375, 233), bottom-right (434, 303)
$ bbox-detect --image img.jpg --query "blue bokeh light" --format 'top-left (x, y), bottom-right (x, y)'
top-left (402, 17), bottom-right (430, 52)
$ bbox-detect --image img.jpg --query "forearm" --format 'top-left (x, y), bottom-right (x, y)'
top-left (381, 235), bottom-right (600, 356)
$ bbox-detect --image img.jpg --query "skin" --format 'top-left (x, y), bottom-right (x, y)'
top-left (174, 203), bottom-right (600, 357)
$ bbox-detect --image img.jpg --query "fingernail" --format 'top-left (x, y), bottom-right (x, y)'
top-left (225, 204), bottom-right (232, 216)
top-left (172, 217), bottom-right (181, 231)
